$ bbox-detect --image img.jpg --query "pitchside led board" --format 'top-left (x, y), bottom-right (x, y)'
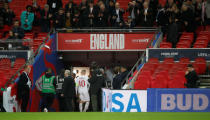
top-left (102, 88), bottom-right (210, 112)
top-left (102, 89), bottom-right (147, 112)
top-left (57, 33), bottom-right (154, 51)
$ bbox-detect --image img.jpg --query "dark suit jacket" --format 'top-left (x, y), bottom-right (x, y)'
top-left (83, 6), bottom-right (98, 27)
top-left (111, 9), bottom-right (125, 23)
top-left (139, 8), bottom-right (154, 27)
top-left (47, 0), bottom-right (63, 13)
top-left (63, 76), bottom-right (75, 98)
top-left (17, 72), bottom-right (31, 100)
top-left (185, 70), bottom-right (199, 88)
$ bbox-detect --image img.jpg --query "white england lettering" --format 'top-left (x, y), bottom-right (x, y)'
top-left (90, 34), bottom-right (125, 50)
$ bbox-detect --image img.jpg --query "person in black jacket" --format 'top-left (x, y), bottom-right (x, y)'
top-left (54, 8), bottom-right (65, 29)
top-left (61, 69), bottom-right (75, 112)
top-left (17, 65), bottom-right (31, 112)
top-left (185, 64), bottom-right (199, 88)
top-left (65, 0), bottom-right (77, 16)
top-left (40, 4), bottom-right (53, 32)
top-left (110, 2), bottom-right (124, 27)
top-left (139, 1), bottom-right (154, 27)
top-left (83, 1), bottom-right (98, 28)
top-left (55, 69), bottom-right (65, 112)
top-left (89, 62), bottom-right (105, 112)
top-left (47, 0), bottom-right (63, 15)
top-left (11, 20), bottom-right (24, 39)
top-left (2, 3), bottom-right (15, 26)
top-left (113, 66), bottom-right (129, 89)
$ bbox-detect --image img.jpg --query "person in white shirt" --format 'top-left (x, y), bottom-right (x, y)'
top-left (75, 70), bottom-right (90, 112)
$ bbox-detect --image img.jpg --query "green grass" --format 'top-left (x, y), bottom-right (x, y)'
top-left (0, 112), bottom-right (210, 120)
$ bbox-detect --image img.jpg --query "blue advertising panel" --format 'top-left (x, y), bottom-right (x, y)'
top-left (147, 48), bottom-right (210, 61)
top-left (147, 88), bottom-right (210, 112)
top-left (0, 50), bottom-right (30, 61)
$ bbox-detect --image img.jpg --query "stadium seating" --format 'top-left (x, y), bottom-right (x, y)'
top-left (134, 57), bottom-right (207, 90)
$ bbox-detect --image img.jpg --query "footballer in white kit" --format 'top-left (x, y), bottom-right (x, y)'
top-left (76, 70), bottom-right (90, 112)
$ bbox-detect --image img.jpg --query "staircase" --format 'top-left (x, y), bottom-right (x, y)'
top-left (198, 75), bottom-right (210, 88)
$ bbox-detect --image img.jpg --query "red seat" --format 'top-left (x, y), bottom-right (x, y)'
top-left (151, 74), bottom-right (168, 88)
top-left (134, 75), bottom-right (152, 90)
top-left (160, 42), bottom-right (172, 48)
top-left (168, 80), bottom-right (186, 88)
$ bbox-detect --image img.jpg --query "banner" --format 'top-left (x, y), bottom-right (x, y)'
top-left (3, 86), bottom-right (20, 112)
top-left (147, 88), bottom-right (210, 112)
top-left (102, 89), bottom-right (147, 112)
top-left (0, 50), bottom-right (31, 61)
top-left (102, 88), bottom-right (112, 112)
top-left (57, 33), bottom-right (154, 51)
top-left (147, 48), bottom-right (210, 61)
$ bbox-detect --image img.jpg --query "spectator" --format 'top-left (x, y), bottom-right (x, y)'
top-left (165, 0), bottom-right (175, 9)
top-left (205, 0), bottom-right (210, 25)
top-left (166, 4), bottom-right (180, 47)
top-left (55, 69), bottom-right (65, 112)
top-left (180, 3), bottom-right (195, 32)
top-left (96, 3), bottom-right (108, 27)
top-left (41, 68), bottom-right (56, 112)
top-left (54, 8), bottom-right (65, 29)
top-left (32, 0), bottom-right (41, 26)
top-left (79, 0), bottom-right (88, 28)
top-left (47, 0), bottom-right (63, 15)
top-left (107, 0), bottom-right (115, 17)
top-left (125, 16), bottom-right (135, 29)
top-left (72, 9), bottom-right (80, 28)
top-left (17, 65), bottom-right (32, 112)
top-left (185, 64), bottom-right (199, 88)
top-left (127, 1), bottom-right (140, 26)
top-left (40, 4), bottom-right (52, 32)
top-left (89, 62), bottom-right (105, 111)
top-left (2, 2), bottom-right (15, 27)
top-left (139, 1), bottom-right (154, 27)
top-left (111, 2), bottom-right (124, 27)
top-left (62, 70), bottom-right (75, 112)
top-left (11, 20), bottom-right (24, 39)
top-left (65, 0), bottom-right (77, 15)
top-left (0, 2), bottom-right (4, 29)
top-left (6, 30), bottom-right (22, 50)
top-left (65, 11), bottom-right (72, 28)
top-left (156, 4), bottom-right (168, 36)
top-left (20, 5), bottom-right (34, 31)
top-left (84, 1), bottom-right (98, 28)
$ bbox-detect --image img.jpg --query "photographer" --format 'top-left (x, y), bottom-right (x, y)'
top-left (20, 5), bottom-right (34, 32)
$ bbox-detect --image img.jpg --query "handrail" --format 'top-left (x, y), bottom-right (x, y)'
top-left (56, 27), bottom-right (159, 33)
top-left (120, 29), bottom-right (161, 89)
top-left (4, 32), bottom-right (51, 88)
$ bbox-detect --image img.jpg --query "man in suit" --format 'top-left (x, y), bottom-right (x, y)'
top-left (61, 70), bottom-right (75, 112)
top-left (17, 65), bottom-right (31, 112)
top-left (84, 1), bottom-right (98, 28)
top-left (40, 4), bottom-right (53, 32)
top-left (139, 1), bottom-right (154, 27)
top-left (111, 2), bottom-right (124, 27)
top-left (47, 0), bottom-right (63, 15)
top-left (185, 64), bottom-right (199, 88)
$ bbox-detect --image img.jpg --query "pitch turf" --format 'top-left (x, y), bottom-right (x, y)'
top-left (0, 112), bottom-right (210, 120)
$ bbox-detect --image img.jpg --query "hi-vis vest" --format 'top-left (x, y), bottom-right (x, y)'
top-left (42, 75), bottom-right (55, 94)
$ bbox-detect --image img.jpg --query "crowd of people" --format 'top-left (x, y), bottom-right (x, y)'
top-left (16, 61), bottom-right (129, 112)
top-left (0, 0), bottom-right (210, 49)
top-left (0, 0), bottom-right (210, 32)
